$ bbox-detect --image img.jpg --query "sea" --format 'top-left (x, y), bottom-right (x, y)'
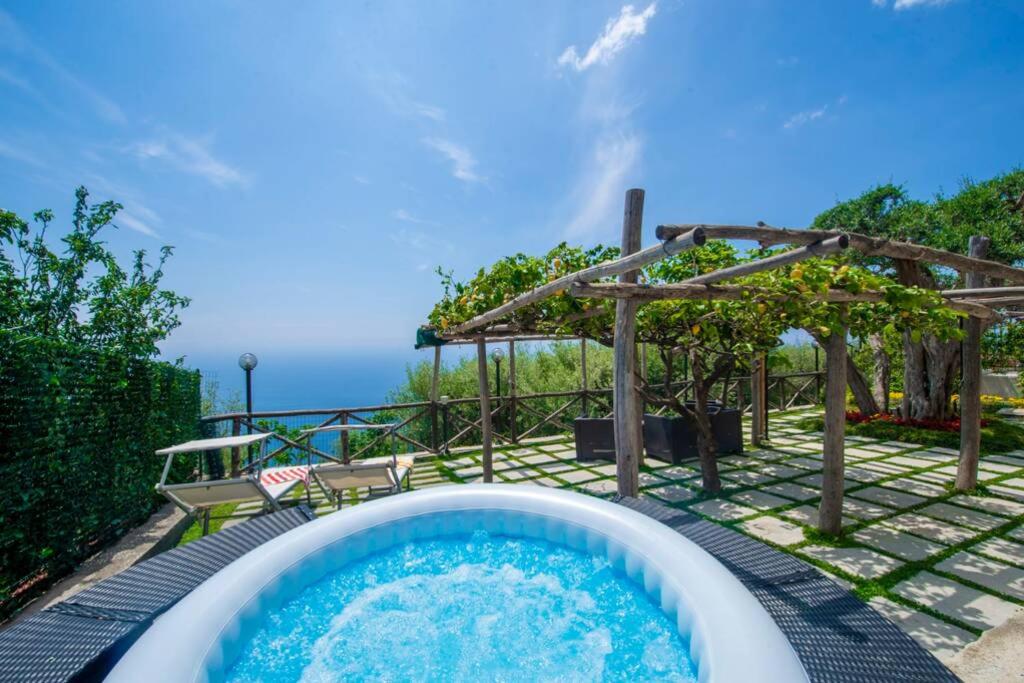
top-left (174, 348), bottom-right (466, 413)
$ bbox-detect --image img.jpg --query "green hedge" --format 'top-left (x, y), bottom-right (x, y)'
top-left (0, 332), bottom-right (200, 619)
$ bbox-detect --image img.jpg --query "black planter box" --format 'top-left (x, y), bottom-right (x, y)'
top-left (643, 407), bottom-right (744, 465)
top-left (573, 418), bottom-right (616, 462)
top-left (574, 407), bottom-right (743, 465)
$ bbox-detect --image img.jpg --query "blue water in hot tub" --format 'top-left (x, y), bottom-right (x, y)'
top-left (226, 530), bottom-right (698, 682)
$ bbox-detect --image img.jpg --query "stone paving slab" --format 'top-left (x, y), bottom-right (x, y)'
top-left (559, 469), bottom-right (601, 485)
top-left (934, 465), bottom-right (1000, 481)
top-left (646, 484), bottom-right (697, 503)
top-left (988, 485), bottom-right (1024, 502)
top-left (787, 457), bottom-right (824, 471)
top-left (849, 486), bottom-right (928, 509)
top-left (844, 467), bottom-right (888, 483)
top-left (529, 477), bottom-right (563, 488)
top-left (739, 515), bottom-right (805, 546)
top-left (858, 461), bottom-right (912, 475)
top-left (689, 499), bottom-right (758, 521)
top-left (730, 490), bottom-right (792, 510)
top-left (920, 503), bottom-right (1006, 531)
top-left (800, 545), bottom-right (904, 580)
top-left (948, 495), bottom-right (1024, 518)
top-left (578, 479), bottom-right (617, 496)
top-left (782, 505), bottom-right (855, 529)
top-left (521, 453), bottom-right (560, 465)
top-left (764, 481), bottom-right (820, 501)
top-left (905, 450), bottom-right (957, 462)
top-left (854, 525), bottom-right (946, 562)
top-left (868, 597), bottom-right (976, 662)
top-left (999, 477), bottom-right (1024, 489)
top-left (886, 455), bottom-right (941, 469)
top-left (885, 477), bottom-right (948, 498)
top-left (637, 471), bottom-right (669, 487)
top-left (1007, 526), bottom-right (1024, 542)
top-left (757, 463), bottom-right (806, 479)
top-left (935, 552), bottom-right (1024, 601)
top-left (894, 572), bottom-right (1021, 631)
top-left (847, 447), bottom-right (887, 458)
top-left (978, 462), bottom-right (1021, 475)
top-left (842, 497), bottom-right (891, 520)
top-left (970, 538), bottom-right (1024, 566)
top-left (721, 469), bottom-right (776, 486)
top-left (884, 513), bottom-right (978, 545)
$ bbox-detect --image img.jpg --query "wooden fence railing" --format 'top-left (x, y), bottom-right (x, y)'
top-left (200, 370), bottom-right (825, 463)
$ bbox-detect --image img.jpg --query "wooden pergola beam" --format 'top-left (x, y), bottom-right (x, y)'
top-left (684, 235), bottom-right (849, 285)
top-left (441, 227), bottom-right (707, 335)
top-left (568, 282), bottom-right (998, 320)
top-left (942, 286), bottom-right (1024, 299)
top-left (655, 224), bottom-right (1024, 285)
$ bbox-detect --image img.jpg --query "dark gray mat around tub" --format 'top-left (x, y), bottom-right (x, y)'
top-left (616, 495), bottom-right (959, 683)
top-left (0, 505), bottom-right (316, 683)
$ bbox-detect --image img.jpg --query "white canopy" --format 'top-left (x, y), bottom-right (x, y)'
top-left (156, 432), bottom-right (273, 455)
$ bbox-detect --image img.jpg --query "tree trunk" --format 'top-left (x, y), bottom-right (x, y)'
top-left (689, 348), bottom-right (721, 493)
top-left (895, 259), bottom-right (961, 420)
top-left (809, 329), bottom-right (878, 415)
top-left (869, 333), bottom-right (890, 413)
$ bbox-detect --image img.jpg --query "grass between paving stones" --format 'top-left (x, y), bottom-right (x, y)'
top-left (651, 408), bottom-right (1024, 634)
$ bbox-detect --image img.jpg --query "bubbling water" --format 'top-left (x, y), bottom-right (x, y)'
top-left (227, 531), bottom-right (697, 682)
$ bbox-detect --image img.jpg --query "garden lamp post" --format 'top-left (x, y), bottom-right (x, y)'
top-left (491, 347), bottom-right (505, 434)
top-left (238, 353), bottom-right (258, 465)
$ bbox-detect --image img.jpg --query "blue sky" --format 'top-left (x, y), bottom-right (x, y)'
top-left (2, 0), bottom-right (1023, 364)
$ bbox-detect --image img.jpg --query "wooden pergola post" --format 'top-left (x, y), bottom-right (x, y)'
top-left (430, 345), bottom-right (441, 452)
top-left (818, 308), bottom-right (848, 536)
top-left (580, 338), bottom-right (589, 416)
top-left (476, 337), bottom-right (494, 482)
top-left (956, 235), bottom-right (990, 491)
top-left (614, 189), bottom-right (645, 497)
top-left (751, 353), bottom-right (767, 446)
top-left (508, 340), bottom-right (518, 443)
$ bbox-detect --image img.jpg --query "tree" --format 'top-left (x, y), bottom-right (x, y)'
top-left (813, 170), bottom-right (1024, 420)
top-left (0, 186), bottom-right (189, 357)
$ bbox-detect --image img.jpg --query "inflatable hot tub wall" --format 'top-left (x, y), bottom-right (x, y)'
top-left (108, 485), bottom-right (808, 683)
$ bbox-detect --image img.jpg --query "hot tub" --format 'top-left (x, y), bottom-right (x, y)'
top-left (107, 485), bottom-right (807, 682)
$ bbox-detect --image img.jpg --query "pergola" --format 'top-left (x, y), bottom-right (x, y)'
top-left (430, 188), bottom-right (1024, 535)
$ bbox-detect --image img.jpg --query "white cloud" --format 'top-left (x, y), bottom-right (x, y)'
top-left (0, 9), bottom-right (125, 124)
top-left (115, 211), bottom-right (159, 238)
top-left (393, 208), bottom-right (440, 226)
top-left (128, 131), bottom-right (246, 187)
top-left (390, 227), bottom-right (453, 253)
top-left (369, 71), bottom-right (446, 122)
top-left (873, 0), bottom-right (955, 9)
top-left (783, 105), bottom-right (828, 129)
top-left (564, 134), bottom-right (641, 240)
top-left (558, 3), bottom-right (657, 72)
top-left (353, 175), bottom-right (370, 185)
top-left (422, 137), bottom-right (484, 183)
top-left (0, 138), bottom-right (44, 167)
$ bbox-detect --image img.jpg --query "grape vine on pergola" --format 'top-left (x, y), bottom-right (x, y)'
top-left (424, 188), bottom-right (1024, 536)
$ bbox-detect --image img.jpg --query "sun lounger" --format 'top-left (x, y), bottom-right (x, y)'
top-left (155, 433), bottom-right (302, 534)
top-left (301, 424), bottom-right (413, 508)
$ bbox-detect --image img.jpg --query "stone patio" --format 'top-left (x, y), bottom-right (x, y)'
top-left (223, 406), bottom-right (1024, 666)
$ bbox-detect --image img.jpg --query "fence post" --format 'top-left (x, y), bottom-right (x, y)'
top-left (508, 340), bottom-right (518, 443)
top-left (230, 417), bottom-right (241, 477)
top-left (751, 354), bottom-right (766, 446)
top-left (340, 412), bottom-right (350, 464)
